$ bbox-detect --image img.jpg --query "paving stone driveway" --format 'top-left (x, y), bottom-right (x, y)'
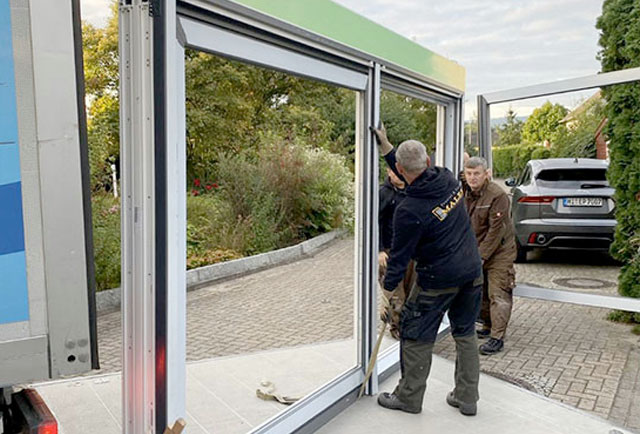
top-left (95, 238), bottom-right (639, 431)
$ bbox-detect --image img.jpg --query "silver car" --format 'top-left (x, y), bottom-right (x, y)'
top-left (505, 158), bottom-right (616, 262)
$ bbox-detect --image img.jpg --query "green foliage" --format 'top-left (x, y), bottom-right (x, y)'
top-left (597, 0), bottom-right (640, 305)
top-left (380, 90), bottom-right (437, 152)
top-left (183, 140), bottom-right (354, 264)
top-left (91, 194), bottom-right (121, 291)
top-left (495, 108), bottom-right (523, 147)
top-left (492, 143), bottom-right (543, 178)
top-left (215, 139), bottom-right (354, 248)
top-left (521, 102), bottom-right (568, 145)
top-left (83, 3), bottom-right (120, 191)
top-left (551, 96), bottom-right (606, 159)
top-left (83, 5), bottom-right (433, 291)
top-left (531, 146), bottom-right (551, 160)
top-left (379, 90), bottom-right (437, 179)
top-left (607, 310), bottom-right (640, 326)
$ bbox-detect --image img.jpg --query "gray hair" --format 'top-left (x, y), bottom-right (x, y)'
top-left (396, 140), bottom-right (428, 174)
top-left (465, 156), bottom-right (488, 171)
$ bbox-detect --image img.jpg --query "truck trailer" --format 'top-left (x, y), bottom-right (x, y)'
top-left (0, 0), bottom-right (96, 431)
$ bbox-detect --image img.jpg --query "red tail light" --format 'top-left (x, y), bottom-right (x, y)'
top-left (39, 422), bottom-right (58, 434)
top-left (518, 196), bottom-right (555, 204)
top-left (528, 233), bottom-right (538, 244)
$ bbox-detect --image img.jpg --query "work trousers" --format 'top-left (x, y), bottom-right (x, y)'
top-left (479, 261), bottom-right (515, 340)
top-left (393, 276), bottom-right (482, 412)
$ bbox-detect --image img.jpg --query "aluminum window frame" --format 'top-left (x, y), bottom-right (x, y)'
top-left (477, 68), bottom-right (640, 318)
top-left (375, 75), bottom-right (464, 380)
top-left (380, 74), bottom-right (465, 174)
top-left (120, 1), bottom-right (465, 432)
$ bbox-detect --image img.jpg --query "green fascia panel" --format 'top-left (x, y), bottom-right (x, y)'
top-left (229, 0), bottom-right (465, 92)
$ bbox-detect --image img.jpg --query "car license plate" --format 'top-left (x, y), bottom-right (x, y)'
top-left (563, 197), bottom-right (603, 207)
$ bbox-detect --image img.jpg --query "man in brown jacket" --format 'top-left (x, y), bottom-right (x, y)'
top-left (464, 157), bottom-right (516, 355)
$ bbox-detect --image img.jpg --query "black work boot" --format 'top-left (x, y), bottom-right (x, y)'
top-left (476, 329), bottom-right (490, 340)
top-left (377, 392), bottom-right (421, 414)
top-left (446, 391), bottom-right (477, 416)
top-left (479, 337), bottom-right (504, 355)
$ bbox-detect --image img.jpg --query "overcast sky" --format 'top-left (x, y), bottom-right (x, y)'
top-left (80, 0), bottom-right (605, 120)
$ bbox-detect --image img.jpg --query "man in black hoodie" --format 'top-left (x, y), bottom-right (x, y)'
top-left (373, 126), bottom-right (483, 416)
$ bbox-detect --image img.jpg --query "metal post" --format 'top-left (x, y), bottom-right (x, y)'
top-left (120, 1), bottom-right (157, 432)
top-left (163, 2), bottom-right (187, 428)
top-left (435, 105), bottom-right (445, 167)
top-left (444, 102), bottom-right (456, 171)
top-left (456, 97), bottom-right (465, 175)
top-left (359, 63), bottom-right (381, 396)
top-left (477, 95), bottom-right (492, 169)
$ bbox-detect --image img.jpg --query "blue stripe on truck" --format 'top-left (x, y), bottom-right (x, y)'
top-left (0, 0), bottom-right (29, 325)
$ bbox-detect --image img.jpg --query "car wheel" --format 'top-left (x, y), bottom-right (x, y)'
top-left (515, 240), bottom-right (528, 263)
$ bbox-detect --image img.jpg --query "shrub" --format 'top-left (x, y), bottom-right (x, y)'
top-left (492, 143), bottom-right (544, 178)
top-left (597, 0), bottom-right (640, 314)
top-left (187, 139), bottom-right (354, 258)
top-left (91, 194), bottom-right (121, 291)
top-left (215, 138), bottom-right (354, 247)
top-left (186, 248), bottom-right (241, 269)
top-left (91, 138), bottom-right (354, 291)
top-left (530, 146), bottom-right (551, 160)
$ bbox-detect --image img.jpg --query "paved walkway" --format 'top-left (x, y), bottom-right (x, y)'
top-left (95, 238), bottom-right (640, 431)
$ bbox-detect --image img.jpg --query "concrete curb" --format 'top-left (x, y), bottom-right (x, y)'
top-left (96, 229), bottom-right (346, 314)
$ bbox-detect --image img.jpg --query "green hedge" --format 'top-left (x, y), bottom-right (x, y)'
top-left (492, 143), bottom-right (545, 178)
top-left (597, 0), bottom-right (640, 316)
top-left (92, 195), bottom-right (121, 292)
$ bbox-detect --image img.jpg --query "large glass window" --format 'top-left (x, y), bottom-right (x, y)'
top-left (183, 51), bottom-right (361, 432)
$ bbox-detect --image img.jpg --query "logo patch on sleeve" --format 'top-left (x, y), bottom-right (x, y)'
top-left (432, 186), bottom-right (463, 222)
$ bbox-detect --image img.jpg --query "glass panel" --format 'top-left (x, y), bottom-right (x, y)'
top-left (183, 50), bottom-right (359, 433)
top-left (536, 168), bottom-right (608, 183)
top-left (376, 88), bottom-right (438, 352)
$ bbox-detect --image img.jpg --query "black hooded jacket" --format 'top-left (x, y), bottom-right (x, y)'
top-left (379, 178), bottom-right (405, 252)
top-left (383, 150), bottom-right (482, 291)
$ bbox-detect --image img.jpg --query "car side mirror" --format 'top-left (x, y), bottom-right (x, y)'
top-left (505, 178), bottom-right (516, 187)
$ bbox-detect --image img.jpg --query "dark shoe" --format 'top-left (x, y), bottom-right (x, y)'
top-left (446, 391), bottom-right (477, 416)
top-left (479, 338), bottom-right (504, 355)
top-left (476, 329), bottom-right (491, 340)
top-left (377, 392), bottom-right (421, 414)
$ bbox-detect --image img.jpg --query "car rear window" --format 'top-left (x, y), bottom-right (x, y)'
top-left (536, 168), bottom-right (608, 182)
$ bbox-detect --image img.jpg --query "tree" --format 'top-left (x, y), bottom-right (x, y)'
top-left (596, 0), bottom-right (640, 307)
top-left (495, 108), bottom-right (523, 147)
top-left (380, 90), bottom-right (436, 152)
top-left (521, 102), bottom-right (568, 145)
top-left (83, 2), bottom-right (119, 191)
top-left (82, 5), bottom-right (436, 186)
top-left (551, 95), bottom-right (606, 159)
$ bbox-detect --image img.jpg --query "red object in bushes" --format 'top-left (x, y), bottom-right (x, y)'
top-left (213, 183), bottom-right (219, 188)
top-left (205, 184), bottom-right (212, 191)
top-left (191, 190), bottom-right (199, 196)
top-left (194, 178), bottom-right (201, 187)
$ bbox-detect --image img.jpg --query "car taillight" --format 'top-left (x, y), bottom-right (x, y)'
top-left (518, 196), bottom-right (555, 204)
top-left (528, 233), bottom-right (538, 244)
top-left (39, 422), bottom-right (58, 434)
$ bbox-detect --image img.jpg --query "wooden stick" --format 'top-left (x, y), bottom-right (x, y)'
top-left (163, 418), bottom-right (186, 434)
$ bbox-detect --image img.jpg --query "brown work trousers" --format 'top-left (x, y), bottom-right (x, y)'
top-left (480, 256), bottom-right (516, 340)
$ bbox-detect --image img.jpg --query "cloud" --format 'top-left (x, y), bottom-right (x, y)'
top-left (79, 0), bottom-right (605, 120)
top-left (335, 0), bottom-right (603, 118)
top-left (80, 0), bottom-right (112, 27)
